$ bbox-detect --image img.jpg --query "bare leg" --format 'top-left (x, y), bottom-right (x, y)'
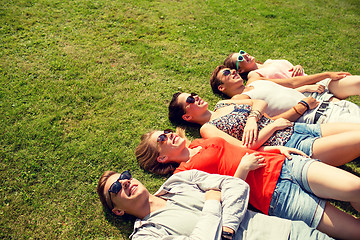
top-left (312, 131), bottom-right (360, 166)
top-left (320, 122), bottom-right (360, 136)
top-left (317, 203), bottom-right (360, 240)
top-left (307, 161), bottom-right (360, 211)
top-left (328, 76), bottom-right (360, 99)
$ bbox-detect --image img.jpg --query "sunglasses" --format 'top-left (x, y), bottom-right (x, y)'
top-left (108, 170), bottom-right (132, 209)
top-left (222, 69), bottom-right (232, 76)
top-left (185, 93), bottom-right (198, 104)
top-left (157, 129), bottom-right (174, 143)
top-left (236, 50), bottom-right (246, 70)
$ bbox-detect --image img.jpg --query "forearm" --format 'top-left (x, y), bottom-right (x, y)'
top-left (270, 102), bottom-right (308, 121)
top-left (260, 72), bottom-right (330, 89)
top-left (234, 164), bottom-right (250, 180)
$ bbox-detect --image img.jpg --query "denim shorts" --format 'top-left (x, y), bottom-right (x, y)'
top-left (284, 123), bottom-right (322, 156)
top-left (268, 155), bottom-right (326, 228)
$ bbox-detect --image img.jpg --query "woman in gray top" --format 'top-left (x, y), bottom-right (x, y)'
top-left (97, 169), bottom-right (335, 240)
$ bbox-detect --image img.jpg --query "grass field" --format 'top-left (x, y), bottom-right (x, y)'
top-left (1, 0), bottom-right (359, 239)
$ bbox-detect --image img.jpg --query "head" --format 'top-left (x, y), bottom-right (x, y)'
top-left (223, 50), bottom-right (257, 74)
top-left (135, 129), bottom-right (187, 175)
top-left (168, 92), bottom-right (208, 126)
top-left (97, 170), bottom-right (149, 217)
top-left (210, 65), bottom-right (245, 98)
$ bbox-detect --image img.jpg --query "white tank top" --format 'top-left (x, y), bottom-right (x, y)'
top-left (243, 80), bottom-right (305, 117)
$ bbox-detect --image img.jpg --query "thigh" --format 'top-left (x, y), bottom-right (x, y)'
top-left (307, 161), bottom-right (360, 201)
top-left (328, 76), bottom-right (360, 99)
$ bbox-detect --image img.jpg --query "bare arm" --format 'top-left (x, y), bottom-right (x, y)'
top-left (247, 71), bottom-right (351, 88)
top-left (234, 153), bottom-right (266, 180)
top-left (232, 94), bottom-right (319, 122)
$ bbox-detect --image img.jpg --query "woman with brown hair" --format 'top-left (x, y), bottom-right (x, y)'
top-left (134, 128), bottom-right (360, 239)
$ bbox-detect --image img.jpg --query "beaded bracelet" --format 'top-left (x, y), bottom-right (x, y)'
top-left (298, 100), bottom-right (310, 111)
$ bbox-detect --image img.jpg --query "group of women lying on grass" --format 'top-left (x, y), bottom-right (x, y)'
top-left (98, 50), bottom-right (360, 240)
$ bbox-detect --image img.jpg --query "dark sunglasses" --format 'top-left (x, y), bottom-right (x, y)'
top-left (108, 170), bottom-right (132, 209)
top-left (186, 93), bottom-right (198, 104)
top-left (222, 69), bottom-right (232, 76)
top-left (157, 129), bottom-right (174, 143)
top-left (236, 50), bottom-right (246, 70)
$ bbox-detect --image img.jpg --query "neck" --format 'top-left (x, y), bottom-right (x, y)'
top-left (226, 85), bottom-right (246, 98)
top-left (192, 110), bottom-right (213, 125)
top-left (137, 194), bottom-right (166, 219)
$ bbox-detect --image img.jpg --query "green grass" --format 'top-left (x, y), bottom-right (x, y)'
top-left (1, 0), bottom-right (359, 239)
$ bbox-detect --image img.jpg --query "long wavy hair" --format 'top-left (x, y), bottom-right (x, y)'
top-left (135, 128), bottom-right (191, 175)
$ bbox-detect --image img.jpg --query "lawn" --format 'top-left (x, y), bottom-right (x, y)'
top-left (1, 0), bottom-right (359, 239)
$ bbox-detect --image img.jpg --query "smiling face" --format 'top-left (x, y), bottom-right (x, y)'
top-left (216, 68), bottom-right (245, 96)
top-left (104, 173), bottom-right (149, 216)
top-left (231, 52), bottom-right (257, 73)
top-left (177, 93), bottom-right (208, 121)
top-left (150, 130), bottom-right (187, 163)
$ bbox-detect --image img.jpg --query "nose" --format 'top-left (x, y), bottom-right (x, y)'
top-left (122, 179), bottom-right (131, 189)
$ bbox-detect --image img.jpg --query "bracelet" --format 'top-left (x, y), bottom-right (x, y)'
top-left (221, 231), bottom-right (234, 240)
top-left (293, 106), bottom-right (303, 115)
top-left (298, 100), bottom-right (309, 111)
top-left (248, 113), bottom-right (259, 121)
top-left (249, 110), bottom-right (262, 121)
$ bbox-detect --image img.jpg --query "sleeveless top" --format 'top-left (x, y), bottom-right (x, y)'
top-left (208, 102), bottom-right (293, 146)
top-left (243, 80), bottom-right (306, 117)
top-left (252, 59), bottom-right (306, 79)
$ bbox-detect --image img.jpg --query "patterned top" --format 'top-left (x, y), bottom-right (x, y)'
top-left (209, 102), bottom-right (294, 146)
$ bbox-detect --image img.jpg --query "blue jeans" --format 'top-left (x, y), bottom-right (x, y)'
top-left (284, 123), bottom-right (322, 156)
top-left (268, 155), bottom-right (326, 228)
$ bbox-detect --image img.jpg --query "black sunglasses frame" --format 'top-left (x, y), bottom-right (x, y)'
top-left (223, 69), bottom-right (232, 76)
top-left (186, 93), bottom-right (198, 104)
top-left (157, 129), bottom-right (174, 143)
top-left (108, 170), bottom-right (132, 209)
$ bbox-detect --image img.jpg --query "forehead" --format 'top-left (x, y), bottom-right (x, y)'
top-left (232, 53), bottom-right (240, 59)
top-left (177, 93), bottom-right (191, 104)
top-left (217, 68), bottom-right (231, 81)
top-left (150, 130), bottom-right (165, 143)
top-left (105, 173), bottom-right (121, 193)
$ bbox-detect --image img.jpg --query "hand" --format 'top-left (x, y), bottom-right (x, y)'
top-left (272, 118), bottom-right (293, 130)
top-left (274, 146), bottom-right (309, 159)
top-left (240, 153), bottom-right (266, 171)
top-left (243, 117), bottom-right (259, 146)
top-left (290, 65), bottom-right (304, 77)
top-left (205, 189), bottom-right (221, 202)
top-left (302, 96), bottom-right (319, 110)
top-left (304, 84), bottom-right (325, 93)
top-left (327, 72), bottom-right (351, 81)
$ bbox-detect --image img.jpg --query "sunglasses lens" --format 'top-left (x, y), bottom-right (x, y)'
top-left (164, 129), bottom-right (173, 134)
top-left (109, 181), bottom-right (122, 194)
top-left (239, 50), bottom-right (245, 55)
top-left (238, 55), bottom-right (244, 61)
top-left (157, 134), bottom-right (167, 142)
top-left (120, 171), bottom-right (132, 180)
top-left (109, 171), bottom-right (132, 194)
top-left (186, 96), bottom-right (195, 104)
top-left (223, 69), bottom-right (231, 76)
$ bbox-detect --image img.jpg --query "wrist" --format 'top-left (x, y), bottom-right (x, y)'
top-left (298, 100), bottom-right (309, 111)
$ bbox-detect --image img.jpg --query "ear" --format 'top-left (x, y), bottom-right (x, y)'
top-left (182, 114), bottom-right (192, 121)
top-left (218, 85), bottom-right (225, 92)
top-left (112, 209), bottom-right (125, 216)
top-left (157, 155), bottom-right (169, 163)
